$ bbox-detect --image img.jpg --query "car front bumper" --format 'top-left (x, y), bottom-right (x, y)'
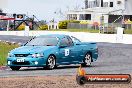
top-left (7, 57), bottom-right (47, 67)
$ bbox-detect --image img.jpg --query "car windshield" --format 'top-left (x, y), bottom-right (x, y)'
top-left (26, 37), bottom-right (58, 46)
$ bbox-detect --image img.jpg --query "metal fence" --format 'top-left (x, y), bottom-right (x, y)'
top-left (67, 23), bottom-right (96, 29)
top-left (67, 23), bottom-right (132, 30)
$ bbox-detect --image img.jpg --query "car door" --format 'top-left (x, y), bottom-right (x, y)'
top-left (58, 37), bottom-right (75, 64)
top-left (66, 36), bottom-right (78, 64)
top-left (70, 36), bottom-right (84, 62)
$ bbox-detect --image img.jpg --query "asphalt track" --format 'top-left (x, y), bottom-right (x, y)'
top-left (0, 35), bottom-right (132, 77)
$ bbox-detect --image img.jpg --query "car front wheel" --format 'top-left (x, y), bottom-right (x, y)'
top-left (81, 53), bottom-right (92, 67)
top-left (46, 55), bottom-right (56, 70)
top-left (10, 66), bottom-right (21, 71)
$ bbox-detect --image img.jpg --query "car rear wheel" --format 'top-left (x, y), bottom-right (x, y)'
top-left (81, 53), bottom-right (92, 67)
top-left (46, 55), bottom-right (56, 70)
top-left (10, 66), bottom-right (21, 71)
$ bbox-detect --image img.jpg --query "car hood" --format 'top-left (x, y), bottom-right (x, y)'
top-left (10, 46), bottom-right (57, 54)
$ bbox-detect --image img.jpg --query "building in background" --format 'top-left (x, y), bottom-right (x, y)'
top-left (67, 0), bottom-right (132, 24)
top-left (48, 20), bottom-right (58, 30)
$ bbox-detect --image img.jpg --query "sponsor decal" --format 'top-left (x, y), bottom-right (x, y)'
top-left (65, 49), bottom-right (69, 56)
top-left (76, 66), bottom-right (131, 85)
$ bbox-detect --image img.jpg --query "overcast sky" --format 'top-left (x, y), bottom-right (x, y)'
top-left (1, 0), bottom-right (84, 21)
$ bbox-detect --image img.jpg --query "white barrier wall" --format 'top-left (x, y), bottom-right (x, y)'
top-left (0, 31), bottom-right (132, 44)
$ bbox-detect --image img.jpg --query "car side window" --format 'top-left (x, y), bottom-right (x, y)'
top-left (60, 37), bottom-right (69, 47)
top-left (66, 36), bottom-right (74, 46)
top-left (71, 36), bottom-right (81, 43)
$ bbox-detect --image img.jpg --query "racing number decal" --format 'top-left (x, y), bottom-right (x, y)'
top-left (65, 49), bottom-right (69, 56)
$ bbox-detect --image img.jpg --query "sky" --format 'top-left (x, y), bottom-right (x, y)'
top-left (1, 0), bottom-right (84, 21)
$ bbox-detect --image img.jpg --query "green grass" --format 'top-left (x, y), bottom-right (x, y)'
top-left (46, 29), bottom-right (99, 33)
top-left (0, 42), bottom-right (19, 66)
top-left (124, 29), bottom-right (132, 34)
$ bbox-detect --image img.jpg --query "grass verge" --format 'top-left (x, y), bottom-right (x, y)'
top-left (0, 42), bottom-right (19, 66)
top-left (124, 29), bottom-right (132, 34)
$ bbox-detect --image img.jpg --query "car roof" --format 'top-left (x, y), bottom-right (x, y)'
top-left (38, 34), bottom-right (68, 39)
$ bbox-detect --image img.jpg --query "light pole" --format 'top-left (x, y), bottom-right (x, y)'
top-left (6, 20), bottom-right (9, 31)
top-left (100, 14), bottom-right (104, 33)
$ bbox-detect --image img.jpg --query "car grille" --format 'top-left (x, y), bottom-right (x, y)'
top-left (12, 61), bottom-right (30, 65)
top-left (15, 54), bottom-right (30, 57)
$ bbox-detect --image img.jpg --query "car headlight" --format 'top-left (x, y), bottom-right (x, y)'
top-left (8, 53), bottom-right (14, 57)
top-left (32, 53), bottom-right (44, 58)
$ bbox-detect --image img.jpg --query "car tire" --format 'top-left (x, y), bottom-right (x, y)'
top-left (81, 53), bottom-right (92, 67)
top-left (46, 55), bottom-right (56, 70)
top-left (10, 66), bottom-right (21, 71)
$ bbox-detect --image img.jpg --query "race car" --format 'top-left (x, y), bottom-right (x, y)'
top-left (7, 34), bottom-right (98, 70)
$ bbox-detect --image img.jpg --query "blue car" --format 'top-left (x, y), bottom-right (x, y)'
top-left (7, 34), bottom-right (98, 70)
